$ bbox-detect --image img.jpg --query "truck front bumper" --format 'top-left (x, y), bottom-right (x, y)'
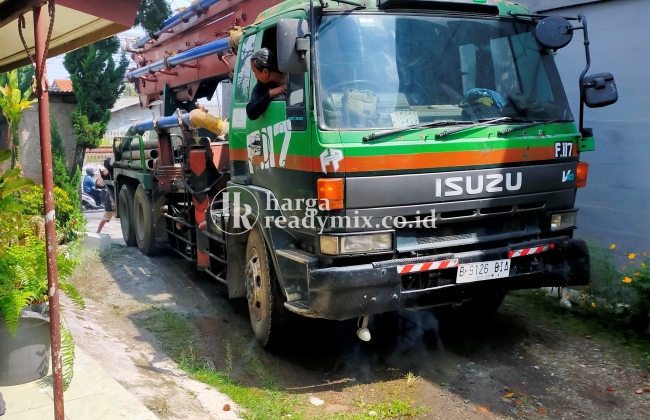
top-left (307, 237), bottom-right (589, 321)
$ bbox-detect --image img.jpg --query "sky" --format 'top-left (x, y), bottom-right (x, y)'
top-left (47, 0), bottom-right (194, 80)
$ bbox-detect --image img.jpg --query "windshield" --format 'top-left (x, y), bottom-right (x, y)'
top-left (316, 13), bottom-right (573, 130)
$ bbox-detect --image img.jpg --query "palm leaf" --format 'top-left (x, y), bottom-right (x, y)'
top-left (59, 283), bottom-right (85, 310)
top-left (60, 321), bottom-right (76, 390)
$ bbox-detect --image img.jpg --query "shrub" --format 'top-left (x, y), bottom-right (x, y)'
top-left (620, 251), bottom-right (650, 332)
top-left (18, 184), bottom-right (85, 243)
top-left (0, 151), bottom-right (84, 390)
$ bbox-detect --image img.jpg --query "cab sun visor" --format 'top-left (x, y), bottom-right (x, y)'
top-left (377, 0), bottom-right (499, 14)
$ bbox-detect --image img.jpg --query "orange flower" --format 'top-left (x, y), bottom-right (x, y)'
top-left (644, 252), bottom-right (647, 257)
top-left (591, 302), bottom-right (596, 307)
top-left (610, 244), bottom-right (616, 249)
top-left (629, 253), bottom-right (637, 259)
top-left (622, 277), bottom-right (632, 283)
top-left (635, 272), bottom-right (641, 277)
top-left (622, 266), bottom-right (627, 271)
top-left (643, 263), bottom-right (647, 269)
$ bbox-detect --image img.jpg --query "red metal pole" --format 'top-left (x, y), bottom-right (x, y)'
top-left (33, 4), bottom-right (65, 420)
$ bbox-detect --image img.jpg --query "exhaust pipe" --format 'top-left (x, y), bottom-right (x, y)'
top-left (357, 315), bottom-right (371, 342)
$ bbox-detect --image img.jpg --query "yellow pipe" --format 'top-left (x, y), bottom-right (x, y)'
top-left (187, 109), bottom-right (225, 135)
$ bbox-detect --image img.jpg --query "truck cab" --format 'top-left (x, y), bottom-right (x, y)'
top-left (118, 0), bottom-right (617, 347)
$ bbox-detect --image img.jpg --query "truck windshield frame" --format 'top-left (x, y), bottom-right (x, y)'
top-left (314, 12), bottom-right (573, 132)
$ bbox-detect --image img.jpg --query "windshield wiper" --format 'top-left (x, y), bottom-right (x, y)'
top-left (326, 0), bottom-right (366, 8)
top-left (435, 117), bottom-right (511, 139)
top-left (497, 120), bottom-right (573, 136)
top-left (362, 120), bottom-right (474, 142)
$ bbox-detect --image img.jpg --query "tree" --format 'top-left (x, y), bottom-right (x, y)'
top-left (63, 37), bottom-right (128, 175)
top-left (135, 0), bottom-right (172, 33)
top-left (0, 69), bottom-right (37, 169)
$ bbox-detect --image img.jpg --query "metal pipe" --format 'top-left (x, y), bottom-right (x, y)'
top-left (132, 0), bottom-right (221, 49)
top-left (130, 138), bottom-right (159, 149)
top-left (33, 3), bottom-right (64, 419)
top-left (577, 14), bottom-right (591, 137)
top-left (126, 37), bottom-right (230, 81)
top-left (133, 109), bottom-right (225, 137)
top-left (146, 159), bottom-right (156, 169)
top-left (122, 149), bottom-right (159, 160)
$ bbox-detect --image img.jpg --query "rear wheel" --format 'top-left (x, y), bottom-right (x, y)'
top-left (245, 227), bottom-right (286, 348)
top-left (119, 184), bottom-right (136, 246)
top-left (133, 185), bottom-right (159, 256)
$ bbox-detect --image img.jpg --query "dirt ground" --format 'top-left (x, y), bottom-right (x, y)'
top-left (65, 241), bottom-right (650, 419)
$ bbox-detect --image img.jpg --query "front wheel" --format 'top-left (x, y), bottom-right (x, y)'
top-left (245, 227), bottom-right (286, 348)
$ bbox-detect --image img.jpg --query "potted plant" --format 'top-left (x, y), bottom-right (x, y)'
top-left (0, 150), bottom-right (83, 387)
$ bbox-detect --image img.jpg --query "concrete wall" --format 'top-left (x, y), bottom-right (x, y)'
top-left (16, 96), bottom-right (77, 184)
top-left (516, 0), bottom-right (649, 256)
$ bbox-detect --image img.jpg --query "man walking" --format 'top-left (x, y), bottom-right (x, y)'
top-left (96, 166), bottom-right (116, 234)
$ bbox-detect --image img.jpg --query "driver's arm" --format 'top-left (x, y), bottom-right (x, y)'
top-left (246, 83), bottom-right (272, 121)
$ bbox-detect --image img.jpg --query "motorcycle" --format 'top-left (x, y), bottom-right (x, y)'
top-left (81, 186), bottom-right (107, 211)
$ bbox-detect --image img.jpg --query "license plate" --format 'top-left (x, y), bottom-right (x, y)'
top-left (456, 259), bottom-right (511, 283)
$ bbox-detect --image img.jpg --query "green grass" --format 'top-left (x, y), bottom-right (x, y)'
top-left (136, 308), bottom-right (426, 420)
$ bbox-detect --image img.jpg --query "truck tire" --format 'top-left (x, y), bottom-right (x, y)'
top-left (119, 184), bottom-right (137, 247)
top-left (133, 184), bottom-right (159, 256)
top-left (245, 227), bottom-right (286, 348)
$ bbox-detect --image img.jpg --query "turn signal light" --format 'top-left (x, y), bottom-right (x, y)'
top-left (576, 162), bottom-right (589, 188)
top-left (317, 178), bottom-right (344, 210)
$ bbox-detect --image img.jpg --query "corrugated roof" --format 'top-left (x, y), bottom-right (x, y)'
top-left (51, 79), bottom-right (73, 93)
top-left (0, 0), bottom-right (140, 72)
top-left (112, 96), bottom-right (140, 112)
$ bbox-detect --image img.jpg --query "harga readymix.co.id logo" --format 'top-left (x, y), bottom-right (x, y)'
top-left (210, 187), bottom-right (437, 235)
top-left (210, 187), bottom-right (260, 235)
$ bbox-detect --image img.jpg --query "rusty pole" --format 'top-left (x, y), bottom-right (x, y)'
top-left (33, 3), bottom-right (65, 420)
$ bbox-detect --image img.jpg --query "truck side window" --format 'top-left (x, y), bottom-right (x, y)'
top-left (286, 73), bottom-right (306, 131)
top-left (234, 34), bottom-right (257, 103)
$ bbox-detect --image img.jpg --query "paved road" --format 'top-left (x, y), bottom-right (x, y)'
top-left (83, 209), bottom-right (124, 243)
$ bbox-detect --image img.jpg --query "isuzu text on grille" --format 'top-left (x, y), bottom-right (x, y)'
top-left (432, 172), bottom-right (522, 197)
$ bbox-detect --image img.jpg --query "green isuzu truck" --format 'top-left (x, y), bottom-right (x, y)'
top-left (116, 0), bottom-right (618, 347)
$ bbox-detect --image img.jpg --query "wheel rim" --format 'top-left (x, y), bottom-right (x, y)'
top-left (135, 200), bottom-right (145, 240)
top-left (246, 248), bottom-right (264, 322)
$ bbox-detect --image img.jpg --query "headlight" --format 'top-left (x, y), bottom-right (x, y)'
top-left (320, 233), bottom-right (392, 255)
top-left (549, 211), bottom-right (578, 231)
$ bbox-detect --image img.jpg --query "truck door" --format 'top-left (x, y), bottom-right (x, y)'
top-left (229, 32), bottom-right (257, 183)
top-left (237, 24), bottom-right (313, 222)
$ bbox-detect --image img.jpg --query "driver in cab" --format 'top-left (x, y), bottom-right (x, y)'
top-left (246, 48), bottom-right (286, 120)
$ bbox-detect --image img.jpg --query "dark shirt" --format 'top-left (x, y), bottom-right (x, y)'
top-left (246, 81), bottom-right (279, 121)
top-left (101, 172), bottom-right (115, 212)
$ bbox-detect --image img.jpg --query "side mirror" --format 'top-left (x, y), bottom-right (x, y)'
top-left (583, 73), bottom-right (618, 108)
top-left (535, 16), bottom-right (574, 50)
top-left (277, 18), bottom-right (310, 74)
